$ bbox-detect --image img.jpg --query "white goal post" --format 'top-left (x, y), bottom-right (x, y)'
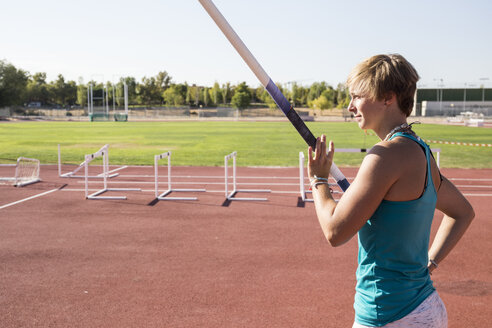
top-left (154, 151), bottom-right (206, 200)
top-left (0, 157), bottom-right (41, 187)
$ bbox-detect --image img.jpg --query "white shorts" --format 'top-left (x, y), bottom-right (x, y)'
top-left (352, 291), bottom-right (448, 328)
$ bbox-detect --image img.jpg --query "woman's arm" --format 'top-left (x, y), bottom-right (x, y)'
top-left (427, 176), bottom-right (475, 273)
top-left (308, 135), bottom-right (400, 247)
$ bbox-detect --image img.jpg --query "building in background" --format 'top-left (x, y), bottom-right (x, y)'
top-left (412, 87), bottom-right (492, 117)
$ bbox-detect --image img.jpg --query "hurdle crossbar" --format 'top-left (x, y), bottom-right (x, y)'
top-left (298, 147), bottom-right (442, 201)
top-left (84, 145), bottom-right (140, 200)
top-left (225, 151), bottom-right (270, 201)
top-left (58, 144), bottom-right (125, 178)
top-left (154, 151), bottom-right (206, 200)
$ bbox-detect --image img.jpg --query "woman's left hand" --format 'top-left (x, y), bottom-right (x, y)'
top-left (308, 134), bottom-right (334, 180)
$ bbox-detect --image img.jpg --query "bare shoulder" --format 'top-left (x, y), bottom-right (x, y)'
top-left (363, 138), bottom-right (422, 175)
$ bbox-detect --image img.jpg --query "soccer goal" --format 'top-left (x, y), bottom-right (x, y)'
top-left (112, 82), bottom-right (129, 122)
top-left (0, 157), bottom-right (41, 187)
top-left (224, 151), bottom-right (270, 201)
top-left (154, 151), bottom-right (206, 200)
top-left (84, 145), bottom-right (140, 200)
top-left (88, 83), bottom-right (110, 121)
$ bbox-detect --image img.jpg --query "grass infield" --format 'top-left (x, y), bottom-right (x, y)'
top-left (0, 121), bottom-right (490, 168)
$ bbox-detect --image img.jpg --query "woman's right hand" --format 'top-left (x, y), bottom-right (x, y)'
top-left (308, 134), bottom-right (334, 180)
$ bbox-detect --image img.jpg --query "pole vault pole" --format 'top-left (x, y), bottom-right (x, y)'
top-left (198, 0), bottom-right (350, 191)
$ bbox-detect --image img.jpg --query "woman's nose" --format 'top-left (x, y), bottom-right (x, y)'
top-left (347, 99), bottom-right (355, 112)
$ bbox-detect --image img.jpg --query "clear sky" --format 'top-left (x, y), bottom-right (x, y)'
top-left (2, 0), bottom-right (491, 89)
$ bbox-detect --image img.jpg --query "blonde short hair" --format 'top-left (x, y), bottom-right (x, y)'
top-left (346, 54), bottom-right (420, 117)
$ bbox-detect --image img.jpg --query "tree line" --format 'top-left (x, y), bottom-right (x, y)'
top-left (0, 59), bottom-right (351, 110)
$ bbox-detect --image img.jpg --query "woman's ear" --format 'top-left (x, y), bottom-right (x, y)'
top-left (383, 92), bottom-right (396, 106)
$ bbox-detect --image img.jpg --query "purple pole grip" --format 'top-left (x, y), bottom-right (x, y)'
top-left (265, 79), bottom-right (291, 115)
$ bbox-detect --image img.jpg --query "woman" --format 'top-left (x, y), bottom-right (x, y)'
top-left (308, 54), bottom-right (474, 327)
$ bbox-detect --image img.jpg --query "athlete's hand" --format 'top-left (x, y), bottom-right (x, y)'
top-left (308, 134), bottom-right (334, 180)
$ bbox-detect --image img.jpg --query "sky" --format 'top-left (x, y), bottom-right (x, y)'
top-left (2, 0), bottom-right (492, 89)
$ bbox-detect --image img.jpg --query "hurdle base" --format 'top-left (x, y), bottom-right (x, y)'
top-left (15, 178), bottom-right (41, 187)
top-left (62, 173), bottom-right (119, 179)
top-left (226, 189), bottom-right (270, 201)
top-left (157, 188), bottom-right (206, 201)
top-left (87, 187), bottom-right (141, 200)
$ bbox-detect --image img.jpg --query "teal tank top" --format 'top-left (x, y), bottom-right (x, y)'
top-left (354, 133), bottom-right (437, 327)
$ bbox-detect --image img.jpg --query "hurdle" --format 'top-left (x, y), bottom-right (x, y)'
top-left (0, 157), bottom-right (41, 187)
top-left (299, 147), bottom-right (442, 201)
top-left (225, 151), bottom-right (270, 201)
top-left (58, 144), bottom-right (127, 178)
top-left (84, 145), bottom-right (140, 200)
top-left (154, 151), bottom-right (206, 200)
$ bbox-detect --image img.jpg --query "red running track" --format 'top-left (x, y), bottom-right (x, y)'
top-left (0, 165), bottom-right (491, 327)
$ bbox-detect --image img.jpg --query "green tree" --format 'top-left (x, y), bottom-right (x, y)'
top-left (231, 82), bottom-right (251, 110)
top-left (137, 76), bottom-right (159, 105)
top-left (212, 82), bottom-right (221, 105)
top-left (48, 75), bottom-right (77, 106)
top-left (155, 71), bottom-right (172, 92)
top-left (120, 77), bottom-right (137, 105)
top-left (76, 77), bottom-right (87, 107)
top-left (0, 60), bottom-right (28, 107)
top-left (336, 83), bottom-right (350, 108)
top-left (203, 87), bottom-right (209, 107)
top-left (163, 84), bottom-right (186, 106)
top-left (221, 82), bottom-right (231, 104)
top-left (26, 72), bottom-right (50, 105)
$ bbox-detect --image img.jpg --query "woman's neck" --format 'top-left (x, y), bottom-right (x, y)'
top-left (374, 118), bottom-right (408, 141)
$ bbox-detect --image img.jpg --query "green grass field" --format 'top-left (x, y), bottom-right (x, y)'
top-left (0, 121), bottom-right (490, 168)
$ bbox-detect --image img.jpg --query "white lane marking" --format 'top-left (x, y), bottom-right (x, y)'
top-left (462, 194), bottom-right (492, 197)
top-left (0, 188), bottom-right (59, 210)
top-left (449, 178), bottom-right (492, 181)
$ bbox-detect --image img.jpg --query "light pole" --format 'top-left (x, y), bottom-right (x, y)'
top-left (434, 78), bottom-right (444, 112)
top-left (463, 83), bottom-right (467, 112)
top-left (479, 77), bottom-right (489, 102)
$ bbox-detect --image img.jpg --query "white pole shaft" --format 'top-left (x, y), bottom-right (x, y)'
top-left (198, 0), bottom-right (269, 86)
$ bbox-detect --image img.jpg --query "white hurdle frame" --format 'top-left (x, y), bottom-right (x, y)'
top-left (58, 144), bottom-right (126, 179)
top-left (225, 151), bottom-right (270, 201)
top-left (84, 145), bottom-right (140, 200)
top-left (299, 148), bottom-right (441, 201)
top-left (154, 151), bottom-right (206, 200)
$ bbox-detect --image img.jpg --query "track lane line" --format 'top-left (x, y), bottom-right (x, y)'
top-left (0, 188), bottom-right (60, 210)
